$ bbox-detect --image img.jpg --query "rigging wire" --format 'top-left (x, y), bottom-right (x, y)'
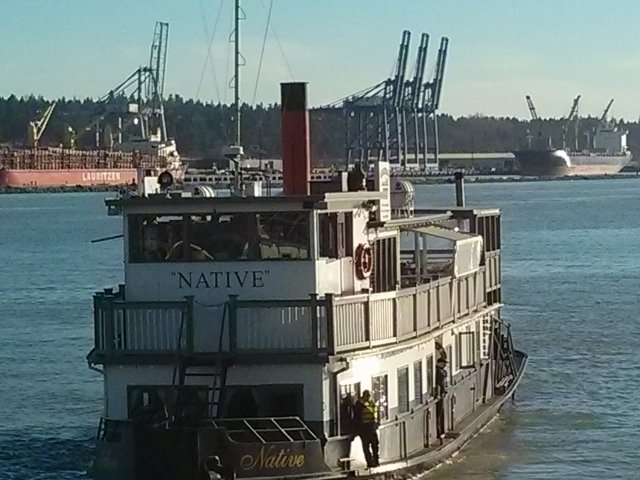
top-left (252, 0), bottom-right (273, 105)
top-left (259, 0), bottom-right (295, 82)
top-left (196, 0), bottom-right (225, 101)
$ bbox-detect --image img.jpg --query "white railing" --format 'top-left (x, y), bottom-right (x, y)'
top-left (329, 269), bottom-right (486, 353)
top-left (230, 296), bottom-right (327, 353)
top-left (93, 292), bottom-right (192, 355)
top-left (92, 268), bottom-right (489, 358)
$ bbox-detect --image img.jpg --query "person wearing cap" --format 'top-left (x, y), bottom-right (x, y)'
top-left (204, 455), bottom-right (235, 480)
top-left (353, 390), bottom-right (380, 468)
top-left (435, 357), bottom-right (448, 440)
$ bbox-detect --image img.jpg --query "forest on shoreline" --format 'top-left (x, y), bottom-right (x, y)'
top-left (2, 95), bottom-right (639, 162)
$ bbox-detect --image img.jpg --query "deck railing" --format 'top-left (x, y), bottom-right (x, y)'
top-left (93, 289), bottom-right (193, 355)
top-left (92, 269), bottom-right (487, 359)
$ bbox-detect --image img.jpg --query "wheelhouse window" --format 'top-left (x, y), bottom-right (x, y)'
top-left (128, 211), bottom-right (310, 262)
top-left (371, 374), bottom-right (388, 422)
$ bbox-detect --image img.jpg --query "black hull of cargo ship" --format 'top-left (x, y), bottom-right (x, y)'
top-left (513, 149), bottom-right (632, 176)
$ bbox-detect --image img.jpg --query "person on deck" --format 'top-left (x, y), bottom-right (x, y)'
top-left (353, 390), bottom-right (380, 468)
top-left (435, 357), bottom-right (448, 440)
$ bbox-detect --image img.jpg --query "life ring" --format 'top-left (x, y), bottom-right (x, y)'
top-left (355, 243), bottom-right (373, 280)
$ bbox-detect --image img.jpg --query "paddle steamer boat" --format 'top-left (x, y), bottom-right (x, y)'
top-left (87, 82), bottom-right (526, 480)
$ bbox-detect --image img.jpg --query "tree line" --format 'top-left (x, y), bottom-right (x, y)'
top-left (1, 95), bottom-right (638, 163)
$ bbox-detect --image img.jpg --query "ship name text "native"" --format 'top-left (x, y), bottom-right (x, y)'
top-left (172, 270), bottom-right (269, 289)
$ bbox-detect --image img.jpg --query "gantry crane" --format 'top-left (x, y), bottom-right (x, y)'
top-left (342, 30), bottom-right (449, 170)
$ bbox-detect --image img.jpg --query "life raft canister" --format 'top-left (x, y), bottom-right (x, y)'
top-left (355, 243), bottom-right (373, 280)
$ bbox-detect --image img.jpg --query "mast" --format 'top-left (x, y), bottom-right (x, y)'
top-left (234, 0), bottom-right (241, 146)
top-left (222, 0), bottom-right (244, 193)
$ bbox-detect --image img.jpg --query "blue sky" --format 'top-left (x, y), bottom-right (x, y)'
top-left (2, 0), bottom-right (639, 119)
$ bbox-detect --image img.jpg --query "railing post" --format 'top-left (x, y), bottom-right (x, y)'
top-left (413, 288), bottom-right (418, 335)
top-left (325, 293), bottom-right (335, 354)
top-left (94, 292), bottom-right (103, 351)
top-left (103, 291), bottom-right (115, 355)
top-left (309, 293), bottom-right (319, 352)
top-left (228, 295), bottom-right (238, 353)
top-left (392, 296), bottom-right (398, 341)
top-left (365, 294), bottom-right (372, 347)
top-left (184, 295), bottom-right (194, 354)
top-left (436, 282), bottom-right (442, 329)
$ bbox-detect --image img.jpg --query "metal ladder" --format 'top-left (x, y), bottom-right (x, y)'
top-left (173, 302), bottom-right (229, 419)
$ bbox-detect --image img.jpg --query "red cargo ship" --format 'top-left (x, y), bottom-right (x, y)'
top-left (0, 143), bottom-right (182, 187)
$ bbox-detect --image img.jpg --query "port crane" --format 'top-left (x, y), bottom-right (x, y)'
top-left (27, 102), bottom-right (56, 148)
top-left (71, 21), bottom-right (170, 149)
top-left (599, 98), bottom-right (614, 126)
top-left (342, 30), bottom-right (449, 170)
top-left (525, 95), bottom-right (539, 120)
top-left (561, 94), bottom-right (580, 150)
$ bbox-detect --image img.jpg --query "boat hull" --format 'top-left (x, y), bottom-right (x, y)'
top-left (88, 351), bottom-right (528, 480)
top-left (513, 149), bottom-right (632, 176)
top-left (0, 168), bottom-right (138, 187)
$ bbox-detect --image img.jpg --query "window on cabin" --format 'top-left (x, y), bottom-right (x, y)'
top-left (128, 214), bottom-right (185, 262)
top-left (371, 374), bottom-right (388, 422)
top-left (414, 360), bottom-right (423, 404)
top-left (339, 382), bottom-right (361, 435)
top-left (128, 385), bottom-right (209, 424)
top-left (221, 384), bottom-right (304, 420)
top-left (397, 366), bottom-right (410, 414)
top-left (457, 330), bottom-right (476, 369)
top-left (128, 211), bottom-right (310, 262)
top-left (426, 355), bottom-right (434, 398)
top-left (319, 212), bottom-right (353, 259)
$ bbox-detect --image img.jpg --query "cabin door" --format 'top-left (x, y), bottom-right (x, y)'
top-left (371, 236), bottom-right (398, 292)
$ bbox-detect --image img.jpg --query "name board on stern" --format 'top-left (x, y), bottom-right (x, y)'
top-left (234, 443), bottom-right (330, 478)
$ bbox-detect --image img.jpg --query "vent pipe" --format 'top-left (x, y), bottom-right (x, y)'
top-left (454, 171), bottom-right (465, 207)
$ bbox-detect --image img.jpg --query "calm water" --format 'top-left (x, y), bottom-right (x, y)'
top-left (1, 179), bottom-right (639, 479)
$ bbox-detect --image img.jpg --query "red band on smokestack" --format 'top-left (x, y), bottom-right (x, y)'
top-left (281, 82), bottom-right (310, 196)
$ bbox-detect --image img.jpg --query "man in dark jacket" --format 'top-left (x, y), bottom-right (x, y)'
top-left (353, 390), bottom-right (380, 468)
top-left (435, 357), bottom-right (448, 440)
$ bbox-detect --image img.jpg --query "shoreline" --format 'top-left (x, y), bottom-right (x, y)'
top-left (1, 173), bottom-right (639, 194)
top-left (403, 172), bottom-right (640, 185)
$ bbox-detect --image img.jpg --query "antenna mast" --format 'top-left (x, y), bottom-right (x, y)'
top-left (234, 0), bottom-right (241, 146)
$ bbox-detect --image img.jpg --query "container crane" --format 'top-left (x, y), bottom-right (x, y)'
top-left (27, 102), bottom-right (56, 148)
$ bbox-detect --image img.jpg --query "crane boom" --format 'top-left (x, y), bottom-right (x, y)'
top-left (27, 102), bottom-right (57, 148)
top-left (390, 30), bottom-right (411, 108)
top-left (599, 98), bottom-right (614, 124)
top-left (525, 95), bottom-right (538, 120)
top-left (561, 94), bottom-right (580, 150)
top-left (408, 33), bottom-right (429, 109)
top-left (432, 37), bottom-right (449, 111)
